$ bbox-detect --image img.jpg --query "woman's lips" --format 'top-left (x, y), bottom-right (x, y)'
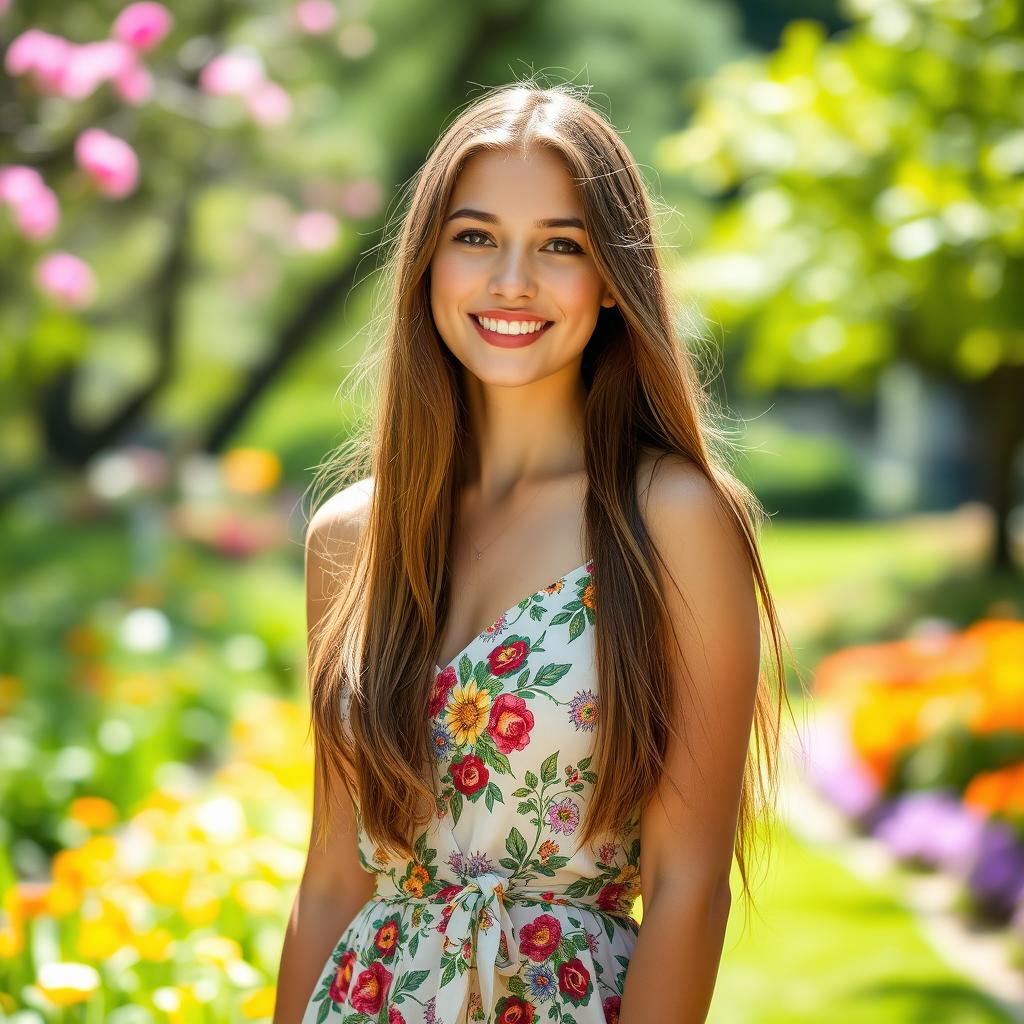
top-left (469, 314), bottom-right (553, 349)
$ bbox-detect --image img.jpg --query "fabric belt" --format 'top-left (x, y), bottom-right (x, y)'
top-left (373, 873), bottom-right (635, 1024)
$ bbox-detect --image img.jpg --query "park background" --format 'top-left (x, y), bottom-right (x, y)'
top-left (2, 0), bottom-right (1024, 1020)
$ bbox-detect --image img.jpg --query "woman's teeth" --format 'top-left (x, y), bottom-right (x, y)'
top-left (474, 315), bottom-right (549, 335)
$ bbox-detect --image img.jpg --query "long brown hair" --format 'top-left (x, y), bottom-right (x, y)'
top-left (306, 79), bottom-right (802, 918)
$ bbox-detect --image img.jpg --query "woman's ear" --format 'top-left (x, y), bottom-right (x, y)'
top-left (601, 291), bottom-right (617, 309)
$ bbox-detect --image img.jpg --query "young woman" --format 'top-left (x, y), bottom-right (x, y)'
top-left (275, 82), bottom-right (794, 1024)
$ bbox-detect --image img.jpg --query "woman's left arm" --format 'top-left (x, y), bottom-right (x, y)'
top-left (619, 460), bottom-right (762, 1024)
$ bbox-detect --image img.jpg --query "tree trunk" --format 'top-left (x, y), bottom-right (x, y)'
top-left (977, 364), bottom-right (1024, 572)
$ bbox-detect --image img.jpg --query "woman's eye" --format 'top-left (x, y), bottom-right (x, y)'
top-left (452, 230), bottom-right (583, 255)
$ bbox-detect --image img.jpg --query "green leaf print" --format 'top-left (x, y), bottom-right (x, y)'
top-left (450, 790), bottom-right (463, 826)
top-left (540, 751), bottom-right (559, 785)
top-left (506, 826), bottom-right (528, 863)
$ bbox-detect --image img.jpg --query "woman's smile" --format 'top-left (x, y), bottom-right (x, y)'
top-left (469, 312), bottom-right (555, 349)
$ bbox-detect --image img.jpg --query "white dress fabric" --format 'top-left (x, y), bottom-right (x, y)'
top-left (301, 558), bottom-right (640, 1024)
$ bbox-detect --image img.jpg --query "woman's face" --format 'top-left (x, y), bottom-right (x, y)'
top-left (429, 146), bottom-right (616, 386)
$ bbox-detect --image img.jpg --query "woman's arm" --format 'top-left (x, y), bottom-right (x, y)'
top-left (273, 481), bottom-right (378, 1024)
top-left (620, 460), bottom-right (762, 1024)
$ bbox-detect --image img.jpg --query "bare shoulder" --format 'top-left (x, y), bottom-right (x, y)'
top-left (305, 476), bottom-right (374, 629)
top-left (637, 449), bottom-right (755, 635)
top-left (306, 476), bottom-right (374, 563)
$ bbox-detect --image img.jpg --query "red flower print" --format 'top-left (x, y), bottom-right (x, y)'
top-left (438, 903), bottom-right (454, 933)
top-left (487, 639), bottom-right (528, 676)
top-left (428, 666), bottom-right (457, 717)
top-left (349, 961), bottom-right (393, 1014)
top-left (496, 994), bottom-right (535, 1024)
top-left (518, 913), bottom-right (561, 961)
top-left (596, 882), bottom-right (629, 913)
top-left (436, 884), bottom-right (462, 903)
top-left (487, 693), bottom-right (535, 754)
top-left (373, 916), bottom-right (400, 959)
top-left (450, 754), bottom-right (488, 796)
top-left (558, 957), bottom-right (592, 1006)
top-left (328, 949), bottom-right (355, 1003)
top-left (389, 1008), bottom-right (407, 1024)
top-left (602, 995), bottom-right (622, 1023)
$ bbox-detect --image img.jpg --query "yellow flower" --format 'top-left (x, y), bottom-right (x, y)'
top-left (36, 961), bottom-right (100, 1008)
top-left (195, 935), bottom-right (242, 967)
top-left (443, 679), bottom-right (491, 746)
top-left (68, 796), bottom-right (118, 830)
top-left (240, 985), bottom-right (276, 1019)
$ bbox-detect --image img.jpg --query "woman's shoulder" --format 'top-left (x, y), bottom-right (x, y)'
top-left (306, 476), bottom-right (374, 556)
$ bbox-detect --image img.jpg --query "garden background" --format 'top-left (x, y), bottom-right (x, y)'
top-left (2, 0), bottom-right (1023, 1020)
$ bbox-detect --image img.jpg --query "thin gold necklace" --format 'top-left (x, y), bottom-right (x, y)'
top-left (468, 486), bottom-right (543, 562)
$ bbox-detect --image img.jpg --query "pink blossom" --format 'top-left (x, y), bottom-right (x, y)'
top-left (13, 186), bottom-right (60, 240)
top-left (112, 2), bottom-right (174, 52)
top-left (0, 166), bottom-right (59, 241)
top-left (339, 177), bottom-right (382, 219)
top-left (113, 60), bottom-right (153, 105)
top-left (74, 128), bottom-right (139, 199)
top-left (0, 165), bottom-right (45, 206)
top-left (199, 52), bottom-right (264, 96)
top-left (292, 210), bottom-right (339, 251)
top-left (246, 80), bottom-right (292, 126)
top-left (293, 0), bottom-right (337, 35)
top-left (4, 29), bottom-right (74, 93)
top-left (59, 40), bottom-right (136, 100)
top-left (35, 252), bottom-right (96, 309)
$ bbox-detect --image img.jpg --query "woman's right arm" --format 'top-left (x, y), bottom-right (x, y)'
top-left (273, 479), bottom-right (378, 1024)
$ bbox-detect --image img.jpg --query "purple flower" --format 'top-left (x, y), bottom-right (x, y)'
top-left (446, 851), bottom-right (464, 874)
top-left (965, 820), bottom-right (1024, 922)
top-left (465, 851), bottom-right (494, 877)
top-left (546, 798), bottom-right (580, 835)
top-left (801, 710), bottom-right (881, 821)
top-left (871, 790), bottom-right (986, 872)
top-left (568, 690), bottom-right (599, 732)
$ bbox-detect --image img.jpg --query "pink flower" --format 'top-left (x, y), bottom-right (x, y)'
top-left (0, 164), bottom-right (60, 240)
top-left (487, 693), bottom-right (535, 754)
top-left (292, 210), bottom-right (339, 251)
top-left (13, 186), bottom-right (60, 240)
top-left (74, 128), bottom-right (139, 199)
top-left (114, 60), bottom-right (154, 104)
top-left (199, 52), bottom-right (264, 96)
top-left (545, 798), bottom-right (580, 835)
top-left (246, 79), bottom-right (292, 126)
top-left (112, 2), bottom-right (174, 52)
top-left (59, 40), bottom-right (135, 100)
top-left (339, 177), bottom-right (383, 219)
top-left (35, 252), bottom-right (96, 309)
top-left (293, 0), bottom-right (338, 34)
top-left (4, 30), bottom-right (74, 93)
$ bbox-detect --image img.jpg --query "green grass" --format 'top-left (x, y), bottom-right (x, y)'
top-left (708, 822), bottom-right (1013, 1024)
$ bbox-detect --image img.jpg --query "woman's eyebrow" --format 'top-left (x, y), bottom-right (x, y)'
top-left (444, 207), bottom-right (586, 231)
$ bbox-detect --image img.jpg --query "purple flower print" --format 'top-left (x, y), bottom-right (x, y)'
top-left (465, 851), bottom-right (495, 877)
top-left (546, 798), bottom-right (580, 835)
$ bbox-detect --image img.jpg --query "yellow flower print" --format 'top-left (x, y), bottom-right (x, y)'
top-left (443, 679), bottom-right (491, 747)
top-left (582, 581), bottom-right (595, 610)
top-left (401, 864), bottom-right (430, 898)
top-left (614, 863), bottom-right (640, 894)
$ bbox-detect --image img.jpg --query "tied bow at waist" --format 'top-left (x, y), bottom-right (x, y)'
top-left (372, 873), bottom-right (637, 1024)
top-left (434, 871), bottom-right (518, 1023)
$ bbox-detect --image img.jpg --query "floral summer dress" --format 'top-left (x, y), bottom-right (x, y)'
top-left (301, 558), bottom-right (641, 1024)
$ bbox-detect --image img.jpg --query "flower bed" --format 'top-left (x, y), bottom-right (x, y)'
top-left (803, 619), bottom-right (1024, 964)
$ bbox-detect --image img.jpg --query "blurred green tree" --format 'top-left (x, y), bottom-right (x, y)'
top-left (0, 0), bottom-right (741, 497)
top-left (657, 0), bottom-right (1024, 569)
